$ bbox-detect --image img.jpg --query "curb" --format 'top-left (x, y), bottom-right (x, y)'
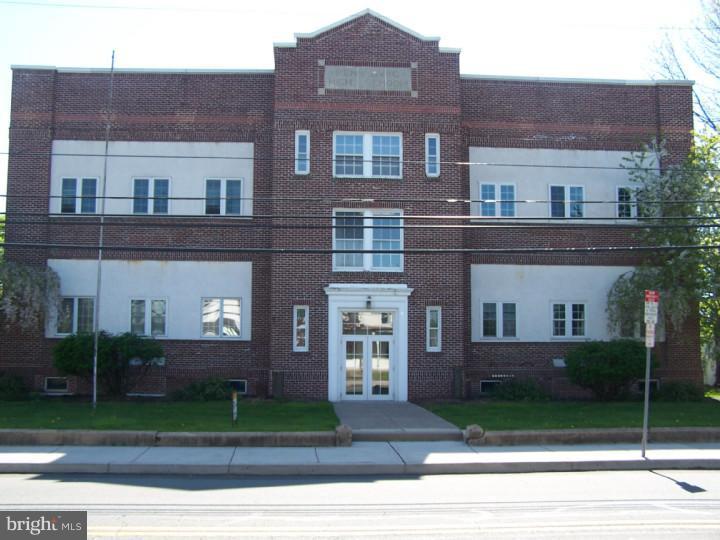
top-left (0, 427), bottom-right (352, 447)
top-left (0, 458), bottom-right (718, 476)
top-left (466, 427), bottom-right (720, 446)
top-left (353, 428), bottom-right (463, 442)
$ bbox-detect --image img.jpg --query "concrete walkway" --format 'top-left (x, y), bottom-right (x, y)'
top-left (1, 442), bottom-right (719, 475)
top-left (333, 402), bottom-right (462, 441)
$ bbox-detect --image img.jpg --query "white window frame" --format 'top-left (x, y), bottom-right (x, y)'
top-left (479, 182), bottom-right (517, 217)
top-left (480, 301), bottom-right (518, 339)
top-left (332, 209), bottom-right (404, 272)
top-left (425, 133), bottom-right (440, 178)
top-left (132, 177), bottom-right (171, 215)
top-left (60, 177), bottom-right (98, 214)
top-left (549, 185), bottom-right (585, 218)
top-left (201, 297), bottom-right (242, 339)
top-left (227, 379), bottom-right (248, 395)
top-left (295, 130), bottom-right (310, 175)
top-left (55, 296), bottom-right (95, 335)
top-left (44, 377), bottom-right (70, 394)
top-left (551, 302), bottom-right (587, 338)
top-left (129, 298), bottom-right (168, 337)
top-left (293, 305), bottom-right (309, 352)
top-left (204, 178), bottom-right (243, 215)
top-left (616, 185), bottom-right (637, 219)
top-left (426, 306), bottom-right (442, 352)
top-left (333, 132), bottom-right (403, 179)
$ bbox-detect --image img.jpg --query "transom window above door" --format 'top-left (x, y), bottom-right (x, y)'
top-left (342, 311), bottom-right (394, 335)
top-left (333, 133), bottom-right (402, 179)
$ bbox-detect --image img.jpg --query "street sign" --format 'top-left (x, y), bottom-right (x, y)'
top-left (644, 290), bottom-right (659, 324)
top-left (645, 323), bottom-right (655, 348)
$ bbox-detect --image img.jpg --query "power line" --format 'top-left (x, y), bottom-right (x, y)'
top-left (2, 241), bottom-right (718, 254)
top-left (1, 210), bottom-right (718, 221)
top-left (2, 193), bottom-right (720, 205)
top-left (3, 217), bottom-right (719, 231)
top-left (0, 151), bottom-right (687, 172)
top-left (0, 0), bottom-right (708, 33)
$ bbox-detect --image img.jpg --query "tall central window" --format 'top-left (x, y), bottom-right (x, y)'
top-left (333, 133), bottom-right (402, 179)
top-left (333, 210), bottom-right (403, 271)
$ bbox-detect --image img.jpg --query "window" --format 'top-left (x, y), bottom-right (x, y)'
top-left (293, 305), bottom-right (309, 352)
top-left (56, 297), bottom-right (94, 335)
top-left (425, 134), bottom-right (440, 177)
top-left (481, 302), bottom-right (517, 338)
top-left (202, 298), bottom-right (241, 338)
top-left (480, 183), bottom-right (515, 217)
top-left (617, 186), bottom-right (637, 218)
top-left (295, 131), bottom-right (310, 175)
top-left (205, 179), bottom-right (242, 215)
top-left (333, 133), bottom-right (402, 178)
top-left (133, 178), bottom-right (169, 214)
top-left (61, 177), bottom-right (97, 214)
top-left (130, 298), bottom-right (167, 337)
top-left (44, 377), bottom-right (69, 394)
top-left (552, 302), bottom-right (586, 337)
top-left (550, 185), bottom-right (584, 218)
top-left (426, 306), bottom-right (442, 352)
top-left (227, 379), bottom-right (248, 394)
top-left (333, 210), bottom-right (403, 271)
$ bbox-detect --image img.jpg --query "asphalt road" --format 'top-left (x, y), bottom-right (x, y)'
top-left (1, 470), bottom-right (720, 538)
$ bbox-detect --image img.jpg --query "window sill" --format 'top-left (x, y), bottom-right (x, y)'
top-left (333, 176), bottom-right (402, 181)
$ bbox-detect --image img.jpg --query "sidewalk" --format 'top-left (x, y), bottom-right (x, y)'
top-left (1, 441), bottom-right (719, 475)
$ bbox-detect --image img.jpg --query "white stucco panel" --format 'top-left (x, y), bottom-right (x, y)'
top-left (50, 140), bottom-right (254, 215)
top-left (471, 264), bottom-right (634, 342)
top-left (468, 147), bottom-right (657, 221)
top-left (47, 259), bottom-right (252, 340)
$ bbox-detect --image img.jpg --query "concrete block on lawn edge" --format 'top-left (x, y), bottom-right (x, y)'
top-left (335, 425), bottom-right (352, 447)
top-left (58, 430), bottom-right (158, 446)
top-left (155, 431), bottom-right (337, 447)
top-left (0, 430), bottom-right (62, 446)
top-left (464, 424), bottom-right (485, 446)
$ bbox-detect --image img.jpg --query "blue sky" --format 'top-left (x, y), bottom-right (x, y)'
top-left (0, 0), bottom-right (707, 213)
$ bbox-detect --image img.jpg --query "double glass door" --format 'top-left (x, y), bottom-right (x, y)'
top-left (341, 311), bottom-right (393, 400)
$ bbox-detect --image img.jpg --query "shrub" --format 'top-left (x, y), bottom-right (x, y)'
top-left (565, 339), bottom-right (647, 400)
top-left (0, 373), bottom-right (28, 400)
top-left (53, 332), bottom-right (163, 397)
top-left (170, 378), bottom-right (231, 401)
top-left (492, 378), bottom-right (549, 401)
top-left (654, 381), bottom-right (705, 401)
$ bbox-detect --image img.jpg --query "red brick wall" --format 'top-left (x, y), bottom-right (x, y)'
top-left (1, 12), bottom-right (701, 400)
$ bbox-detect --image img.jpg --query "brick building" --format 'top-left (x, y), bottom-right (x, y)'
top-left (2, 10), bottom-right (702, 400)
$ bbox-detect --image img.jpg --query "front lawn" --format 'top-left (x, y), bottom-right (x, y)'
top-left (0, 399), bottom-right (338, 432)
top-left (424, 399), bottom-right (720, 431)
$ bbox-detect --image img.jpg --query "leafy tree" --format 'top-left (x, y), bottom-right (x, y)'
top-left (0, 260), bottom-right (61, 333)
top-left (53, 331), bottom-right (164, 397)
top-left (607, 136), bottom-right (720, 375)
top-left (656, 0), bottom-right (720, 132)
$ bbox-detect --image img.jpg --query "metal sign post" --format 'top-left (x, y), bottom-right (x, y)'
top-left (641, 290), bottom-right (659, 458)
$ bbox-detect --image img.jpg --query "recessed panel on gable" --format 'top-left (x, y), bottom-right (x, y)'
top-left (324, 65), bottom-right (412, 92)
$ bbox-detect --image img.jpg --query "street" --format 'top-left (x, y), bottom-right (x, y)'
top-left (1, 470), bottom-right (719, 538)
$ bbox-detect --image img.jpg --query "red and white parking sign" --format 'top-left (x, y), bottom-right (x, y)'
top-left (644, 290), bottom-right (659, 347)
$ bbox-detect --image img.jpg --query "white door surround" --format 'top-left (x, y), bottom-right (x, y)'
top-left (325, 284), bottom-right (412, 402)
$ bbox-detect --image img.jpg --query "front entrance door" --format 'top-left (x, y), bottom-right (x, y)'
top-left (341, 311), bottom-right (394, 400)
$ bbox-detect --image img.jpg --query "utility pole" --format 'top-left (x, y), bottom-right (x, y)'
top-left (92, 50), bottom-right (115, 409)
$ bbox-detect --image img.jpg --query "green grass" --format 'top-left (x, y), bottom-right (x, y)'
top-left (0, 399), bottom-right (339, 432)
top-left (707, 388), bottom-right (720, 400)
top-left (424, 399), bottom-right (720, 431)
